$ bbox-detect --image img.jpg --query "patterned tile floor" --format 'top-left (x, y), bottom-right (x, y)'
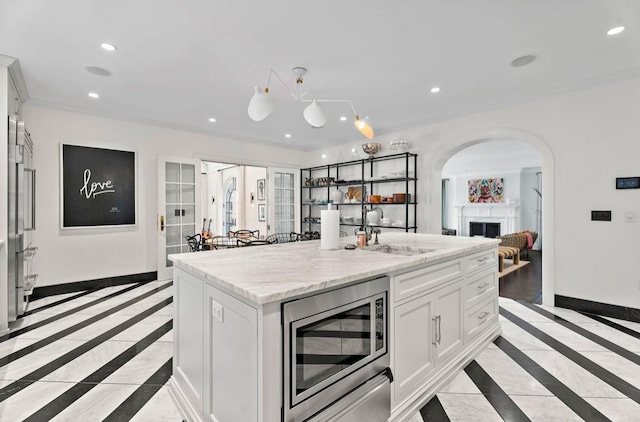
top-left (1, 279), bottom-right (638, 421)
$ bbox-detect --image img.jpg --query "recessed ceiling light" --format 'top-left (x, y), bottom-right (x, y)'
top-left (285, 133), bottom-right (291, 138)
top-left (607, 26), bottom-right (625, 36)
top-left (340, 116), bottom-right (347, 121)
top-left (321, 154), bottom-right (327, 159)
top-left (86, 66), bottom-right (112, 77)
top-left (511, 55), bottom-right (537, 67)
top-left (100, 43), bottom-right (117, 51)
top-left (88, 92), bottom-right (99, 99)
top-left (430, 87), bottom-right (441, 93)
top-left (208, 118), bottom-right (216, 123)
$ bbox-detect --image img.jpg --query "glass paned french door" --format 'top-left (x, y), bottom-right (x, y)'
top-left (273, 170), bottom-right (296, 234)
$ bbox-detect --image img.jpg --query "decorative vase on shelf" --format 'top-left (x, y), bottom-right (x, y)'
top-left (331, 188), bottom-right (345, 204)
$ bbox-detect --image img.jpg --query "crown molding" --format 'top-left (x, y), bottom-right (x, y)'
top-left (0, 54), bottom-right (30, 104)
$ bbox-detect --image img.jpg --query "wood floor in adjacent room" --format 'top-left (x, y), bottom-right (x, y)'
top-left (2, 259), bottom-right (638, 421)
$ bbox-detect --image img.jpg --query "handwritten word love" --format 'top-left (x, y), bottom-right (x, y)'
top-left (79, 169), bottom-right (115, 199)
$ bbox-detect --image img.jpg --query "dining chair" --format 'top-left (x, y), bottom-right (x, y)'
top-left (185, 234), bottom-right (203, 252)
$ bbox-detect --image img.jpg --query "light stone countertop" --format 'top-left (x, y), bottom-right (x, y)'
top-left (169, 233), bottom-right (500, 305)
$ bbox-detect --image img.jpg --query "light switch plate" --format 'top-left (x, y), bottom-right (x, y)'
top-left (625, 211), bottom-right (636, 223)
top-left (212, 300), bottom-right (224, 323)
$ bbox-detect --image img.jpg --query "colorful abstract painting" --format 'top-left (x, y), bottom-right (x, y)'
top-left (468, 178), bottom-right (504, 203)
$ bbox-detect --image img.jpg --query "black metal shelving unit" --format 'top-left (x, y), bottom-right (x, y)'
top-left (300, 152), bottom-right (418, 233)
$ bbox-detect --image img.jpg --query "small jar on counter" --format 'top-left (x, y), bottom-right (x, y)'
top-left (356, 230), bottom-right (367, 247)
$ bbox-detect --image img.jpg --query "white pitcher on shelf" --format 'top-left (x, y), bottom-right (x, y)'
top-left (331, 188), bottom-right (345, 204)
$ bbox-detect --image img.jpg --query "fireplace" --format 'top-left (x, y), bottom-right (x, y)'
top-left (469, 222), bottom-right (501, 238)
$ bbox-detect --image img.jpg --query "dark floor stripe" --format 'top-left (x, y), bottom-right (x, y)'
top-left (500, 307), bottom-right (640, 404)
top-left (578, 312), bottom-right (640, 340)
top-left (0, 297), bottom-right (172, 403)
top-left (494, 336), bottom-right (611, 422)
top-left (2, 281), bottom-right (167, 342)
top-left (419, 395), bottom-right (450, 422)
top-left (517, 301), bottom-right (640, 365)
top-left (23, 319), bottom-right (173, 422)
top-left (0, 281), bottom-right (172, 367)
top-left (464, 360), bottom-right (531, 422)
top-left (102, 358), bottom-right (173, 422)
top-left (23, 280), bottom-right (153, 317)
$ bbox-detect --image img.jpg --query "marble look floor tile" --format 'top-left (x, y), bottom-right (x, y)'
top-left (499, 320), bottom-right (553, 351)
top-left (0, 338), bottom-right (39, 360)
top-left (603, 317), bottom-right (640, 333)
top-left (26, 292), bottom-right (84, 311)
top-left (438, 370), bottom-right (479, 394)
top-left (105, 280), bottom-right (170, 297)
top-left (572, 322), bottom-right (640, 353)
top-left (129, 385), bottom-right (184, 422)
top-left (523, 350), bottom-right (626, 398)
top-left (581, 351), bottom-right (640, 389)
top-left (509, 395), bottom-right (583, 421)
top-left (528, 321), bottom-right (611, 352)
top-left (475, 349), bottom-right (551, 396)
top-left (535, 304), bottom-right (598, 324)
top-left (41, 340), bottom-right (136, 383)
top-left (584, 397), bottom-right (640, 421)
top-left (158, 330), bottom-right (173, 343)
top-left (27, 295), bottom-right (113, 316)
top-left (403, 411), bottom-right (424, 422)
top-left (59, 314), bottom-right (132, 341)
top-left (110, 314), bottom-right (172, 342)
top-left (73, 290), bottom-right (171, 316)
top-left (484, 343), bottom-right (499, 350)
top-left (10, 313), bottom-right (91, 340)
top-left (84, 283), bottom-right (139, 297)
top-left (0, 380), bottom-right (75, 421)
top-left (0, 339), bottom-right (86, 381)
top-left (437, 393), bottom-right (502, 422)
top-left (49, 383), bottom-right (138, 422)
top-left (102, 342), bottom-right (172, 385)
top-left (500, 302), bottom-right (557, 323)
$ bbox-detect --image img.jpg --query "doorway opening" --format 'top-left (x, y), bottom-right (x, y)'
top-left (441, 139), bottom-right (543, 303)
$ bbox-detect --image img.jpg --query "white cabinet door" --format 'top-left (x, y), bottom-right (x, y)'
top-left (173, 268), bottom-right (205, 415)
top-left (433, 280), bottom-right (464, 366)
top-left (393, 292), bottom-right (435, 402)
top-left (205, 284), bottom-right (258, 422)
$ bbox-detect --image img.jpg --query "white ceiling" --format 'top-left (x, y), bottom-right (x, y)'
top-left (1, 0), bottom-right (639, 150)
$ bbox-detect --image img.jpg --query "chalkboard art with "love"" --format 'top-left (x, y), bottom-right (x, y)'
top-left (61, 144), bottom-right (136, 228)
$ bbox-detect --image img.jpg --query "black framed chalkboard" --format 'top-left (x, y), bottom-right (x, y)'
top-left (61, 144), bottom-right (136, 228)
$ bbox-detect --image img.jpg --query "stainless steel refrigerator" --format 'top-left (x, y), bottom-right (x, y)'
top-left (8, 115), bottom-right (37, 321)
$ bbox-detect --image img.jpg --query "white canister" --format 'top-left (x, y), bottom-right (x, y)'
top-left (331, 188), bottom-right (345, 204)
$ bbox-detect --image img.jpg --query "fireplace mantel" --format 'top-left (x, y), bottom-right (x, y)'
top-left (454, 205), bottom-right (520, 236)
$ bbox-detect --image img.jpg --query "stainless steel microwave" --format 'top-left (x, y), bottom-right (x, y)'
top-left (283, 276), bottom-right (390, 422)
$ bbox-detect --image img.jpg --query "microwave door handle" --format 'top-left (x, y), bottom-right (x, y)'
top-left (25, 168), bottom-right (36, 231)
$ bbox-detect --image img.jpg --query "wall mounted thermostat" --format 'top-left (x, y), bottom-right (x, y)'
top-left (616, 177), bottom-right (640, 189)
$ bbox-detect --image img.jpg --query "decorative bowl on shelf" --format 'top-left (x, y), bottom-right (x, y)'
top-left (390, 139), bottom-right (411, 152)
top-left (362, 143), bottom-right (382, 158)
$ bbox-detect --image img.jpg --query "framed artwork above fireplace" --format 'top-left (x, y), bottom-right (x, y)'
top-left (468, 178), bottom-right (504, 203)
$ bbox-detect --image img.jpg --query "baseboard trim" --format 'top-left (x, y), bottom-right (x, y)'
top-left (555, 295), bottom-right (640, 323)
top-left (30, 271), bottom-right (158, 300)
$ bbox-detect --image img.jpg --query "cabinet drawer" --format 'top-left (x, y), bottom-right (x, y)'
top-left (394, 258), bottom-right (464, 302)
top-left (466, 249), bottom-right (497, 274)
top-left (464, 267), bottom-right (497, 310)
top-left (464, 298), bottom-right (498, 343)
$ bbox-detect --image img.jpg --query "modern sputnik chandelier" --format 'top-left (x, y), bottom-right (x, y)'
top-left (247, 67), bottom-right (374, 139)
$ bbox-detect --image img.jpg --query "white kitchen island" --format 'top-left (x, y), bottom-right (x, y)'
top-left (169, 233), bottom-right (501, 422)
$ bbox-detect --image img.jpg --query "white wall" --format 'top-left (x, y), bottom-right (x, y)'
top-left (244, 166), bottom-right (267, 237)
top-left (304, 74), bottom-right (640, 309)
top-left (0, 67), bottom-right (9, 332)
top-left (24, 104), bottom-right (304, 287)
top-left (520, 167), bottom-right (542, 249)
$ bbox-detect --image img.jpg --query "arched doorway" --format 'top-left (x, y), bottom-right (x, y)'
top-left (423, 128), bottom-right (555, 305)
top-left (442, 140), bottom-right (542, 302)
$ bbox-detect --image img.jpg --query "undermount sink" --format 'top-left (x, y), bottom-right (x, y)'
top-left (360, 244), bottom-right (434, 256)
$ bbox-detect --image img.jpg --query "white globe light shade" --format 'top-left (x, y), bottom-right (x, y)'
top-left (248, 86), bottom-right (275, 121)
top-left (303, 99), bottom-right (328, 128)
